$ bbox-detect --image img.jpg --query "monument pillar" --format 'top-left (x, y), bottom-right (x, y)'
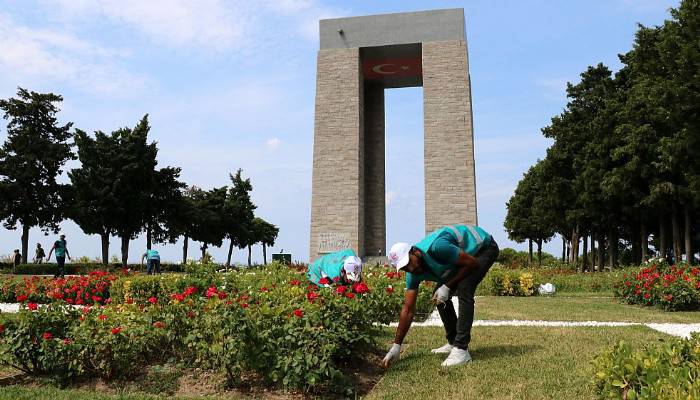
top-left (310, 9), bottom-right (477, 260)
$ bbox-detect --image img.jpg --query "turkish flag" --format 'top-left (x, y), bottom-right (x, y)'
top-left (362, 57), bottom-right (422, 80)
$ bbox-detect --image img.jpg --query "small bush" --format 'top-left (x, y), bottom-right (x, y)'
top-left (592, 334), bottom-right (700, 399)
top-left (487, 267), bottom-right (538, 296)
top-left (613, 261), bottom-right (700, 311)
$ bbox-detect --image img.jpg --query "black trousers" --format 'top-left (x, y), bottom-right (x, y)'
top-left (54, 256), bottom-right (65, 278)
top-left (436, 239), bottom-right (499, 350)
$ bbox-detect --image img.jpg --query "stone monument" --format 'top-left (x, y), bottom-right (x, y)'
top-left (309, 8), bottom-right (477, 260)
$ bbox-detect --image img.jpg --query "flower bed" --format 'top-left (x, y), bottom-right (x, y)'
top-left (592, 334), bottom-right (700, 399)
top-left (0, 271), bottom-right (120, 305)
top-left (0, 263), bottom-right (427, 394)
top-left (614, 260), bottom-right (700, 311)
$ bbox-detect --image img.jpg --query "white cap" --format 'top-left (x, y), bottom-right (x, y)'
top-left (388, 242), bottom-right (411, 271)
top-left (343, 256), bottom-right (362, 282)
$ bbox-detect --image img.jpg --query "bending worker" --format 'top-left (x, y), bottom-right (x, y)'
top-left (307, 248), bottom-right (363, 287)
top-left (382, 224), bottom-right (499, 368)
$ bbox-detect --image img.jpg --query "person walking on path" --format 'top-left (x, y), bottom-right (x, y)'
top-left (33, 243), bottom-right (46, 264)
top-left (307, 248), bottom-right (363, 287)
top-left (382, 224), bottom-right (499, 368)
top-left (141, 248), bottom-right (161, 275)
top-left (47, 233), bottom-right (71, 278)
top-left (13, 249), bottom-right (21, 270)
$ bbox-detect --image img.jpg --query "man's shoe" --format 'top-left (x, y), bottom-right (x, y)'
top-left (430, 343), bottom-right (454, 354)
top-left (441, 348), bottom-right (472, 367)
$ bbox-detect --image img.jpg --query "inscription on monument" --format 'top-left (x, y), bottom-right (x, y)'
top-left (318, 232), bottom-right (351, 254)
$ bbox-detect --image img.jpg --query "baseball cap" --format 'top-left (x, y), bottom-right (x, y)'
top-left (388, 242), bottom-right (411, 271)
top-left (343, 256), bottom-right (362, 282)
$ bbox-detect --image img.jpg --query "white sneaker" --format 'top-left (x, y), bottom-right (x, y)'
top-left (430, 343), bottom-right (454, 354)
top-left (441, 348), bottom-right (472, 367)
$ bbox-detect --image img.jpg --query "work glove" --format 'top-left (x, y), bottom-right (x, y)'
top-left (381, 343), bottom-right (401, 368)
top-left (432, 285), bottom-right (451, 304)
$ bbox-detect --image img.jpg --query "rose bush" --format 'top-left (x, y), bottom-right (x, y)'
top-left (613, 260), bottom-right (700, 311)
top-left (0, 271), bottom-right (119, 305)
top-left (0, 262), bottom-right (424, 394)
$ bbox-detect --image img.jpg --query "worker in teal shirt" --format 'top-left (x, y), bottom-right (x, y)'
top-left (141, 249), bottom-right (161, 275)
top-left (307, 249), bottom-right (363, 287)
top-left (382, 225), bottom-right (499, 368)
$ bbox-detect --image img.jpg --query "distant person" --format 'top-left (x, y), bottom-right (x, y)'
top-left (34, 243), bottom-right (46, 264)
top-left (47, 233), bottom-right (71, 279)
top-left (141, 248), bottom-right (161, 275)
top-left (13, 249), bottom-right (21, 268)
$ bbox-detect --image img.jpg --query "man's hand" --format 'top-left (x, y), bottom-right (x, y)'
top-left (381, 343), bottom-right (401, 368)
top-left (432, 285), bottom-right (450, 304)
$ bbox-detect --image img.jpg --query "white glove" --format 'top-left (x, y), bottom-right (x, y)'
top-left (432, 285), bottom-right (451, 304)
top-left (381, 343), bottom-right (401, 368)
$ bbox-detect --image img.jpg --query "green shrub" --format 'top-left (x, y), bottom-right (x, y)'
top-left (0, 262), bottom-right (185, 275)
top-left (592, 334), bottom-right (700, 399)
top-left (487, 267), bottom-right (538, 296)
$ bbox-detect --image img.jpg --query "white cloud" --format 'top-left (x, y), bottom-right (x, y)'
top-left (44, 0), bottom-right (253, 51)
top-left (0, 13), bottom-right (148, 96)
top-left (266, 137), bottom-right (282, 150)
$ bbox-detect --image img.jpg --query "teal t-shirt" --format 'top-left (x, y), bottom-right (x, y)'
top-left (145, 250), bottom-right (160, 260)
top-left (54, 240), bottom-right (67, 257)
top-left (307, 249), bottom-right (357, 287)
top-left (405, 225), bottom-right (491, 290)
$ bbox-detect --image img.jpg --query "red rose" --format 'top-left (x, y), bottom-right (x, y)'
top-left (187, 311), bottom-right (195, 319)
top-left (386, 286), bottom-right (394, 294)
top-left (205, 286), bottom-right (218, 298)
top-left (241, 303), bottom-right (249, 308)
top-left (42, 332), bottom-right (53, 340)
top-left (217, 292), bottom-right (228, 300)
top-left (293, 309), bottom-right (303, 318)
top-left (152, 321), bottom-right (166, 329)
top-left (644, 293), bottom-right (650, 299)
top-left (333, 277), bottom-right (340, 282)
top-left (183, 286), bottom-right (198, 296)
top-left (664, 295), bottom-right (673, 301)
top-left (345, 292), bottom-right (355, 299)
top-left (111, 327), bottom-right (122, 335)
top-left (98, 314), bottom-right (107, 320)
top-left (148, 297), bottom-right (157, 304)
top-left (290, 279), bottom-right (301, 286)
top-left (0, 324), bottom-right (5, 334)
top-left (63, 338), bottom-right (71, 345)
top-left (171, 293), bottom-right (185, 302)
top-left (16, 294), bottom-right (28, 302)
top-left (352, 282), bottom-right (369, 294)
top-left (126, 298), bottom-right (134, 304)
top-left (306, 292), bottom-right (319, 303)
top-left (260, 287), bottom-right (269, 293)
top-left (319, 277), bottom-right (330, 285)
top-left (335, 285), bottom-right (348, 294)
top-left (27, 303), bottom-right (38, 311)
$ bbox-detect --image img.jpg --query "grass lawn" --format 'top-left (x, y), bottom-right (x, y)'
top-left (474, 295), bottom-right (700, 323)
top-left (367, 326), bottom-right (671, 400)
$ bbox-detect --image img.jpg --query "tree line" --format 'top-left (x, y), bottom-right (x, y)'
top-left (505, 0), bottom-right (699, 269)
top-left (0, 88), bottom-right (278, 266)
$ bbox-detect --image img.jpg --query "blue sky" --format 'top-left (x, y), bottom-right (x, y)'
top-left (0, 0), bottom-right (680, 264)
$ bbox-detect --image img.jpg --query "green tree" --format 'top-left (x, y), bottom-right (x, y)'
top-left (189, 186), bottom-right (228, 262)
top-left (252, 217), bottom-right (279, 264)
top-left (0, 88), bottom-right (74, 263)
top-left (224, 170), bottom-right (256, 268)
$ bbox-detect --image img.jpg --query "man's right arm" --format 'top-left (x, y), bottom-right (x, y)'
top-left (393, 289), bottom-right (418, 345)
